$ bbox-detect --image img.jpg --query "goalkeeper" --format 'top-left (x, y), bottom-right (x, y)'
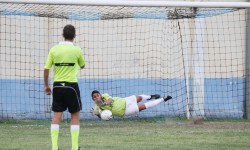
top-left (91, 90), bottom-right (172, 118)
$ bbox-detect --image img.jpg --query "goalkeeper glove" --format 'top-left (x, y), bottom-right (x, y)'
top-left (90, 106), bottom-right (100, 115)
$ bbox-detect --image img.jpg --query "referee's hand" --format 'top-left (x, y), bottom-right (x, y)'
top-left (44, 86), bottom-right (51, 95)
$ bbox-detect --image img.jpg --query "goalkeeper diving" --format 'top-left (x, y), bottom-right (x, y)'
top-left (91, 90), bottom-right (172, 119)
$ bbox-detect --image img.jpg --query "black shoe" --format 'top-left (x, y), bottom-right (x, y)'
top-left (163, 96), bottom-right (172, 102)
top-left (148, 94), bottom-right (160, 100)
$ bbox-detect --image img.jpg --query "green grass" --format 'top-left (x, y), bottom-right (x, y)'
top-left (0, 118), bottom-right (250, 150)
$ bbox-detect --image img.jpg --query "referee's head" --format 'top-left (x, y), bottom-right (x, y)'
top-left (63, 24), bottom-right (76, 41)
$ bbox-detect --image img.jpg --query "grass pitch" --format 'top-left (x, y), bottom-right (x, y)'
top-left (0, 118), bottom-right (250, 150)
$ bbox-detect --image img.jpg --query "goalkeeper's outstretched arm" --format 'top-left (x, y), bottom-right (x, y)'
top-left (90, 106), bottom-right (101, 119)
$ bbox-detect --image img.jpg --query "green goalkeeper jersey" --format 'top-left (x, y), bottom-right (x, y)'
top-left (97, 93), bottom-right (126, 117)
top-left (44, 41), bottom-right (85, 82)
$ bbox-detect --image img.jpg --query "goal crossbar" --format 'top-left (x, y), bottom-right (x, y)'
top-left (0, 0), bottom-right (250, 8)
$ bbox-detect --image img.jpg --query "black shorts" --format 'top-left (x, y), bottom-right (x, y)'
top-left (52, 82), bottom-right (82, 113)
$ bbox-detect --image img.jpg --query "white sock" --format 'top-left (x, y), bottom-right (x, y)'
top-left (71, 125), bottom-right (80, 131)
top-left (144, 98), bottom-right (164, 109)
top-left (139, 95), bottom-right (151, 102)
top-left (51, 124), bottom-right (59, 130)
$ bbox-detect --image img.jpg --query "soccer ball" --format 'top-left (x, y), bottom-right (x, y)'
top-left (100, 110), bottom-right (112, 121)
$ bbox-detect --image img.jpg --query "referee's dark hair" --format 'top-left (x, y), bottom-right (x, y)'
top-left (91, 90), bottom-right (100, 97)
top-left (63, 24), bottom-right (75, 40)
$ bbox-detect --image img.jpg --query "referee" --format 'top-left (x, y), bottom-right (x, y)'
top-left (44, 24), bottom-right (85, 150)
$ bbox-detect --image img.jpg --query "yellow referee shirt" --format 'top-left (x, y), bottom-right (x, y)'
top-left (44, 41), bottom-right (85, 82)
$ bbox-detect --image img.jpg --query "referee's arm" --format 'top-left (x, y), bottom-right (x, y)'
top-left (44, 69), bottom-right (51, 95)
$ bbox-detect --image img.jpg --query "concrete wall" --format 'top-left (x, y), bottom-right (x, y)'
top-left (0, 8), bottom-right (246, 79)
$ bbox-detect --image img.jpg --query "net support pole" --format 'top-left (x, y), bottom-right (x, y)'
top-left (182, 19), bottom-right (191, 119)
top-left (245, 6), bottom-right (250, 119)
top-left (45, 7), bottom-right (53, 114)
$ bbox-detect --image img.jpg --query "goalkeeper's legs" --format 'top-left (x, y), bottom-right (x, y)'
top-left (137, 94), bottom-right (161, 103)
top-left (138, 96), bottom-right (172, 111)
top-left (51, 112), bottom-right (63, 150)
top-left (71, 111), bottom-right (80, 150)
top-left (138, 99), bottom-right (163, 111)
top-left (143, 98), bottom-right (164, 109)
top-left (137, 95), bottom-right (150, 102)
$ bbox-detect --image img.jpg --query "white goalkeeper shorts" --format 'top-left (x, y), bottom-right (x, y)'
top-left (124, 95), bottom-right (139, 116)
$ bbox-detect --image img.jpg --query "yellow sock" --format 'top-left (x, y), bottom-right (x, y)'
top-left (71, 125), bottom-right (80, 150)
top-left (51, 124), bottom-right (59, 150)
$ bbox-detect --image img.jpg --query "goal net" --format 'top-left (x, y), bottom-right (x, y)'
top-left (0, 0), bottom-right (249, 119)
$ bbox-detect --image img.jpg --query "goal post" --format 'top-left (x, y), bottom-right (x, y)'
top-left (245, 7), bottom-right (250, 119)
top-left (0, 0), bottom-right (250, 119)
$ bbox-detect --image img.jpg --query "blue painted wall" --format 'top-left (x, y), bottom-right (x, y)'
top-left (0, 78), bottom-right (244, 119)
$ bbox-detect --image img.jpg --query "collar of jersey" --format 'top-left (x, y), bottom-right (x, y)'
top-left (59, 41), bottom-right (74, 45)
